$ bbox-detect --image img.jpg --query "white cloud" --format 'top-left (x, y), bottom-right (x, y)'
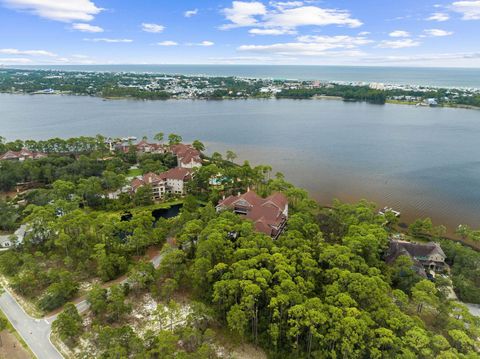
top-left (423, 28), bottom-right (454, 36)
top-left (297, 35), bottom-right (373, 46)
top-left (389, 30), bottom-right (410, 37)
top-left (0, 48), bottom-right (57, 56)
top-left (263, 6), bottom-right (363, 28)
top-left (377, 39), bottom-right (421, 48)
top-left (185, 41), bottom-right (214, 47)
top-left (270, 1), bottom-right (304, 10)
top-left (238, 35), bottom-right (372, 56)
top-left (0, 57), bottom-right (32, 64)
top-left (451, 1), bottom-right (480, 19)
top-left (222, 1), bottom-right (267, 28)
top-left (157, 41), bottom-right (178, 46)
top-left (84, 38), bottom-right (133, 43)
top-left (184, 9), bottom-right (198, 17)
top-left (221, 1), bottom-right (362, 31)
top-left (249, 28), bottom-right (296, 35)
top-left (1, 0), bottom-right (103, 22)
top-left (198, 41), bottom-right (214, 46)
top-left (426, 12), bottom-right (450, 21)
top-left (71, 54), bottom-right (89, 59)
top-left (358, 31), bottom-right (370, 36)
top-left (141, 23), bottom-right (165, 33)
top-left (71, 23), bottom-right (103, 32)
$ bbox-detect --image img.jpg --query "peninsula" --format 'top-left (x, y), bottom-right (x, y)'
top-left (1, 68), bottom-right (479, 109)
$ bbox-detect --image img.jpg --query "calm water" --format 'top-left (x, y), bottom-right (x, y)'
top-left (1, 93), bottom-right (480, 231)
top-left (9, 65), bottom-right (480, 88)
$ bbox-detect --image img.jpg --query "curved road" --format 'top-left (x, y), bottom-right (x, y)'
top-left (0, 251), bottom-right (165, 359)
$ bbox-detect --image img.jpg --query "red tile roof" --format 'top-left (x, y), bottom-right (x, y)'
top-left (0, 149), bottom-right (46, 161)
top-left (217, 190), bottom-right (288, 237)
top-left (170, 144), bottom-right (201, 165)
top-left (130, 168), bottom-right (192, 190)
top-left (159, 167), bottom-right (192, 180)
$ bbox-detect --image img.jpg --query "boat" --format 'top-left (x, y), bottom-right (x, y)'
top-left (378, 207), bottom-right (401, 217)
top-left (121, 136), bottom-right (137, 142)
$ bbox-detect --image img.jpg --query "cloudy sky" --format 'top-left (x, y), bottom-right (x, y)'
top-left (1, 0), bottom-right (480, 67)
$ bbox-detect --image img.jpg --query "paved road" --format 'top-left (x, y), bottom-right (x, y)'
top-left (465, 303), bottom-right (480, 317)
top-left (0, 251), bottom-right (165, 358)
top-left (0, 289), bottom-right (62, 359)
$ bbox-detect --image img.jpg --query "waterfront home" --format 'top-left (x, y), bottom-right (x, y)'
top-left (216, 190), bottom-right (288, 239)
top-left (135, 140), bottom-right (167, 154)
top-left (170, 144), bottom-right (202, 168)
top-left (385, 239), bottom-right (447, 277)
top-left (131, 167), bottom-right (192, 200)
top-left (114, 140), bottom-right (166, 155)
top-left (114, 141), bottom-right (202, 169)
top-left (0, 148), bottom-right (47, 161)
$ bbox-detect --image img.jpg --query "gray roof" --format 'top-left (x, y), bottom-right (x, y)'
top-left (385, 240), bottom-right (446, 264)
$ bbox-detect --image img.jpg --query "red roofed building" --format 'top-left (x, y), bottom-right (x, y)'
top-left (131, 168), bottom-right (192, 200)
top-left (0, 148), bottom-right (47, 161)
top-left (216, 190), bottom-right (288, 239)
top-left (135, 140), bottom-right (167, 154)
top-left (114, 140), bottom-right (167, 155)
top-left (170, 144), bottom-right (202, 169)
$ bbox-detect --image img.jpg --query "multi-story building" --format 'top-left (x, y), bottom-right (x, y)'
top-left (216, 190), bottom-right (288, 239)
top-left (131, 167), bottom-right (192, 200)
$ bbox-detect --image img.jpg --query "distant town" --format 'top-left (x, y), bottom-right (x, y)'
top-left (1, 68), bottom-right (479, 108)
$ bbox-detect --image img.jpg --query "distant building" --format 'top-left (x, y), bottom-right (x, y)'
top-left (216, 190), bottom-right (288, 239)
top-left (0, 148), bottom-right (47, 161)
top-left (170, 144), bottom-right (202, 168)
top-left (131, 167), bottom-right (192, 200)
top-left (115, 140), bottom-right (166, 155)
top-left (385, 240), bottom-right (447, 277)
top-left (115, 141), bottom-right (202, 169)
top-left (135, 140), bottom-right (167, 154)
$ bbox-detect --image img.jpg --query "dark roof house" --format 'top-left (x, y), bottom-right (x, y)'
top-left (385, 240), bottom-right (447, 276)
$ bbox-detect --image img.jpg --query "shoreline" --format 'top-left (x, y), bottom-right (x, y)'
top-left (1, 91), bottom-right (479, 111)
top-left (4, 65), bottom-right (480, 90)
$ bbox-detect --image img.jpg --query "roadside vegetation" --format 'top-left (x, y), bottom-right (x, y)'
top-left (0, 307), bottom-right (34, 358)
top-left (0, 134), bottom-right (479, 358)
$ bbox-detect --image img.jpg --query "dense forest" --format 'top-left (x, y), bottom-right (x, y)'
top-left (0, 135), bottom-right (479, 358)
top-left (276, 85), bottom-right (388, 104)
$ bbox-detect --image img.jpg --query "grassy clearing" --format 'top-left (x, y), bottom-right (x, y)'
top-left (127, 168), bottom-right (143, 177)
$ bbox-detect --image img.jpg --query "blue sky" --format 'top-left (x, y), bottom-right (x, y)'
top-left (0, 0), bottom-right (479, 67)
